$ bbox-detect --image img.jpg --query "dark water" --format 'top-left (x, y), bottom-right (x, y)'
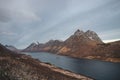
top-left (24, 52), bottom-right (120, 80)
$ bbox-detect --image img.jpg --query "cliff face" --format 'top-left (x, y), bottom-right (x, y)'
top-left (0, 43), bottom-right (92, 80)
top-left (23, 29), bottom-right (120, 62)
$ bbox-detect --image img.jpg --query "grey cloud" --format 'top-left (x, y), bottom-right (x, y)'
top-left (0, 8), bottom-right (11, 22)
top-left (0, 0), bottom-right (13, 22)
top-left (0, 0), bottom-right (120, 48)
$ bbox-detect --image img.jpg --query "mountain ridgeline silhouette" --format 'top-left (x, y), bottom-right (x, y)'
top-left (23, 29), bottom-right (120, 62)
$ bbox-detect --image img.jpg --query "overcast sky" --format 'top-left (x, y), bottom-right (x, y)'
top-left (0, 0), bottom-right (120, 49)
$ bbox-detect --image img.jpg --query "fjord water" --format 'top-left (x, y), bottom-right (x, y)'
top-left (24, 52), bottom-right (120, 80)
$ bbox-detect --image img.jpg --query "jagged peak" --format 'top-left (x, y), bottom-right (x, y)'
top-left (85, 30), bottom-right (103, 43)
top-left (85, 30), bottom-right (98, 38)
top-left (47, 40), bottom-right (55, 43)
top-left (30, 42), bottom-right (37, 46)
top-left (85, 30), bottom-right (96, 35)
top-left (30, 41), bottom-right (43, 46)
top-left (74, 29), bottom-right (84, 36)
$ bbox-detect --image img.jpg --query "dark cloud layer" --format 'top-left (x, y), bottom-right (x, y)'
top-left (0, 8), bottom-right (11, 22)
top-left (0, 0), bottom-right (120, 48)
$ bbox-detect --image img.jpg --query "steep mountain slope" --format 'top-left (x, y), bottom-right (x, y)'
top-left (5, 45), bottom-right (20, 53)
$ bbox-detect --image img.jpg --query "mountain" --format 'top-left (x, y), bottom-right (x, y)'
top-left (88, 41), bottom-right (120, 62)
top-left (57, 29), bottom-right (103, 57)
top-left (73, 29), bottom-right (102, 43)
top-left (0, 43), bottom-right (92, 80)
top-left (23, 29), bottom-right (103, 54)
top-left (23, 29), bottom-right (120, 62)
top-left (5, 45), bottom-right (20, 53)
top-left (23, 40), bottom-right (63, 52)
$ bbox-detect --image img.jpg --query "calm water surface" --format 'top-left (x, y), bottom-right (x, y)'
top-left (23, 52), bottom-right (120, 80)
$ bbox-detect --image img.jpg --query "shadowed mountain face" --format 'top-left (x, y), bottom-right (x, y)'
top-left (5, 45), bottom-right (20, 53)
top-left (23, 29), bottom-right (120, 62)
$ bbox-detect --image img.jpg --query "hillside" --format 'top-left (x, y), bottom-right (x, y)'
top-left (0, 43), bottom-right (92, 80)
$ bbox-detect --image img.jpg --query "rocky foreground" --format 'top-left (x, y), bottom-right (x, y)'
top-left (23, 29), bottom-right (120, 62)
top-left (0, 43), bottom-right (93, 80)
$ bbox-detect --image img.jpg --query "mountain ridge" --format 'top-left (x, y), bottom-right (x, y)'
top-left (5, 45), bottom-right (20, 53)
top-left (22, 29), bottom-right (120, 62)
